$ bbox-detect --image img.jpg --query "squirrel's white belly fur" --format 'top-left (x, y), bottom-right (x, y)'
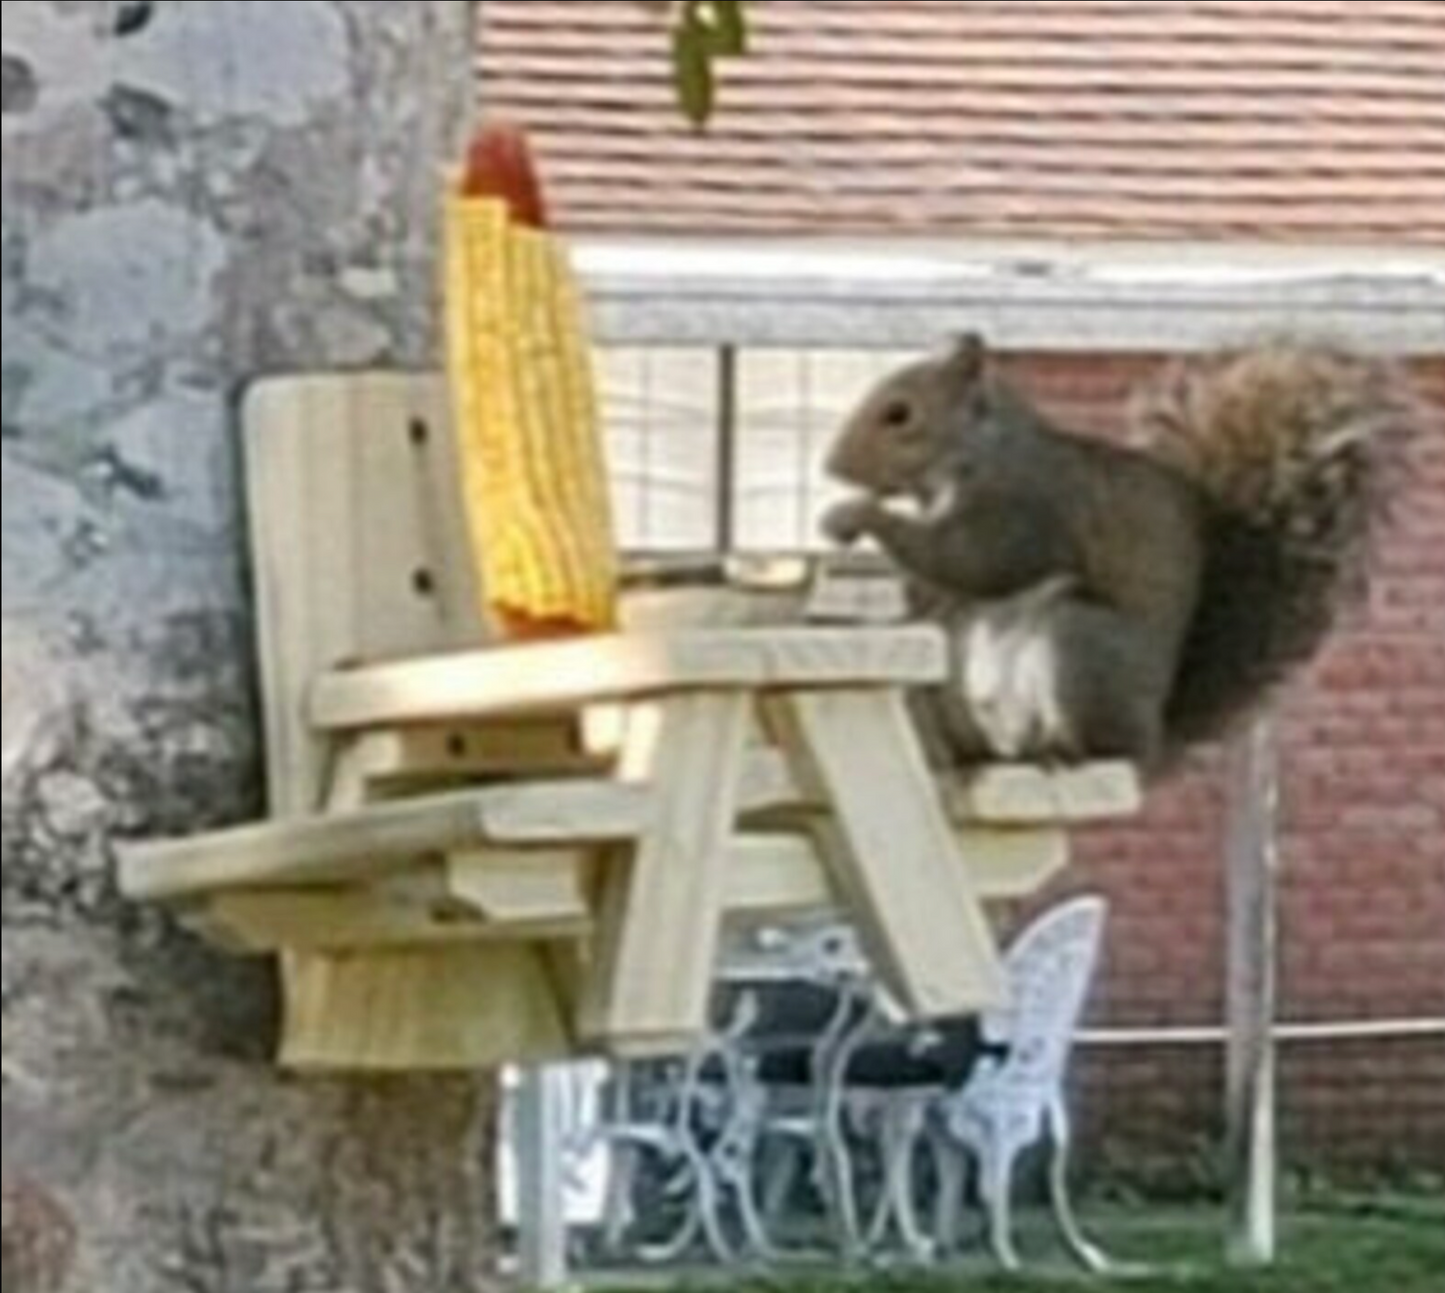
top-left (950, 578), bottom-right (1076, 759)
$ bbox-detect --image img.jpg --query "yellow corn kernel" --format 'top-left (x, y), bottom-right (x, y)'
top-left (444, 194), bottom-right (618, 635)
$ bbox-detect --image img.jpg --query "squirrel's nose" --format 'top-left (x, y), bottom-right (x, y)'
top-left (824, 422), bottom-right (866, 485)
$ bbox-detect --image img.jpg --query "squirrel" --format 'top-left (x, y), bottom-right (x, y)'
top-left (821, 334), bottom-right (1413, 774)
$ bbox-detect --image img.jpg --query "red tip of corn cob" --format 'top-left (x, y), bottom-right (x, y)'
top-left (460, 120), bottom-right (549, 229)
top-left (496, 610), bottom-right (594, 641)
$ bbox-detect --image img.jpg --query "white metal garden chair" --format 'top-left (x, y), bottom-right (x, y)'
top-left (921, 894), bottom-right (1111, 1272)
top-left (499, 1049), bottom-right (735, 1270)
top-left (705, 923), bottom-right (880, 1261)
top-left (592, 1049), bottom-right (737, 1266)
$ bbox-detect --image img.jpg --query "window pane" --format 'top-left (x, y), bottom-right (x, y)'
top-left (598, 347), bottom-right (719, 552)
top-left (735, 348), bottom-right (915, 551)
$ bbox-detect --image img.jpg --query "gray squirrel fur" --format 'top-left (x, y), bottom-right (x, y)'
top-left (821, 334), bottom-right (1414, 774)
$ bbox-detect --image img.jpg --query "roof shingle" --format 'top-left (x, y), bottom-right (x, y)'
top-left (478, 0), bottom-right (1445, 243)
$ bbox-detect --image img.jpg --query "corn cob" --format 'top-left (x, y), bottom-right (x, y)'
top-left (444, 124), bottom-right (618, 637)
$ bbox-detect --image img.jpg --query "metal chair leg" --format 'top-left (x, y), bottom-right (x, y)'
top-left (819, 1106), bottom-right (865, 1259)
top-left (869, 1095), bottom-right (934, 1262)
top-left (1046, 1098), bottom-right (1110, 1272)
top-left (758, 1136), bottom-right (803, 1233)
top-left (599, 1137), bottom-right (639, 1256)
top-left (729, 1149), bottom-right (779, 1261)
top-left (688, 1138), bottom-right (738, 1266)
top-left (928, 1129), bottom-right (970, 1256)
top-left (978, 1135), bottom-right (1021, 1272)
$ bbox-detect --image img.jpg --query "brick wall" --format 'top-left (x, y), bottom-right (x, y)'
top-left (999, 354), bottom-right (1445, 1183)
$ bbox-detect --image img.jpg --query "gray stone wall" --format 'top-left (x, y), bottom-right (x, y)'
top-left (2, 3), bottom-right (497, 1289)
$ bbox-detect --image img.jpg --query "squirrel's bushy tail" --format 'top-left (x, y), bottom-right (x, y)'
top-left (1132, 341), bottom-right (1415, 751)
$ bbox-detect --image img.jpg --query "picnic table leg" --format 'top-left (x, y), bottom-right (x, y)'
top-left (581, 691), bottom-right (750, 1051)
top-left (770, 688), bottom-right (1006, 1017)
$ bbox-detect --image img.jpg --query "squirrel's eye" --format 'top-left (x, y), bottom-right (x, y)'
top-left (881, 399), bottom-right (913, 429)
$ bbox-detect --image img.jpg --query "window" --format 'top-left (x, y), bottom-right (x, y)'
top-left (599, 345), bottom-right (911, 555)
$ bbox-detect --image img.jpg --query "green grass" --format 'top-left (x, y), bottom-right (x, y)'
top-left (602, 1196), bottom-right (1445, 1293)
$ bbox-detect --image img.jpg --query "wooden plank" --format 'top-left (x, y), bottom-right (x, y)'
top-left (242, 374), bottom-right (479, 817)
top-left (198, 890), bottom-right (586, 953)
top-left (199, 871), bottom-right (507, 953)
top-left (351, 376), bottom-right (482, 660)
top-left (117, 781), bottom-right (651, 901)
top-left (735, 746), bottom-right (815, 818)
top-left (205, 889), bottom-right (430, 953)
top-left (244, 378), bottom-right (346, 815)
top-left (278, 943), bottom-right (571, 1071)
top-left (448, 848), bottom-right (590, 924)
top-left (957, 827), bottom-right (1069, 898)
top-left (947, 761), bottom-right (1143, 824)
top-left (771, 689), bottom-right (1007, 1017)
top-left (185, 826), bottom-right (1064, 954)
top-left (310, 626), bottom-right (947, 730)
top-left (477, 780), bottom-right (652, 843)
top-left (1224, 716), bottom-right (1280, 1267)
top-left (190, 835), bottom-right (826, 953)
top-left (737, 729), bottom-right (1072, 901)
top-left (328, 721), bottom-right (601, 806)
top-left (726, 833), bottom-right (835, 915)
top-left (120, 792), bottom-right (489, 900)
top-left (201, 853), bottom-right (590, 954)
top-left (727, 828), bottom-right (1066, 911)
top-left (737, 748), bottom-right (1141, 829)
top-left (581, 692), bottom-right (751, 1046)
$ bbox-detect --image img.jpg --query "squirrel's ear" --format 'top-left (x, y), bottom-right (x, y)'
top-left (945, 332), bottom-right (987, 383)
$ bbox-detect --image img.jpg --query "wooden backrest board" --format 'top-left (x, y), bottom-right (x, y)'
top-left (243, 374), bottom-right (484, 815)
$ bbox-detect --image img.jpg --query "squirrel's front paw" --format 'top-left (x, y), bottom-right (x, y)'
top-left (821, 496), bottom-right (879, 546)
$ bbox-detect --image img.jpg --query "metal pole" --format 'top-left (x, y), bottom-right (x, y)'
top-left (514, 1064), bottom-right (571, 1290)
top-left (715, 344), bottom-right (739, 553)
top-left (1224, 713), bottom-right (1280, 1266)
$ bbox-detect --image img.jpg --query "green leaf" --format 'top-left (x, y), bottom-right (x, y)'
top-left (708, 0), bottom-right (749, 57)
top-left (672, 25), bottom-right (715, 127)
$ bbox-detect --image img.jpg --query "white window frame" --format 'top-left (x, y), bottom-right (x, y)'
top-left (577, 238), bottom-right (1445, 355)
